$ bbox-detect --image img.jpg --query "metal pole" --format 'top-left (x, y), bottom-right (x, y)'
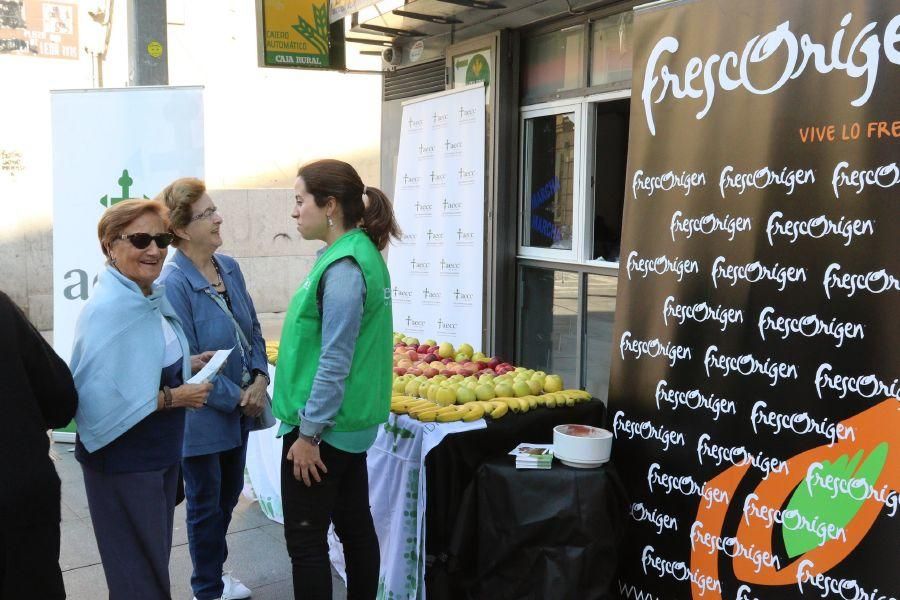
top-left (127, 0), bottom-right (168, 85)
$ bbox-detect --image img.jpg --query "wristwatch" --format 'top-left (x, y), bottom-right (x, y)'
top-left (252, 369), bottom-right (270, 386)
top-left (299, 432), bottom-right (322, 446)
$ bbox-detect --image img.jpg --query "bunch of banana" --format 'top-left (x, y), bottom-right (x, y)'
top-left (472, 400), bottom-right (509, 419)
top-left (265, 341), bottom-right (279, 365)
top-left (390, 396), bottom-right (434, 415)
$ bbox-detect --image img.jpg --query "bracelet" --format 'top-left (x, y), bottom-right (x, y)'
top-left (299, 432), bottom-right (322, 446)
top-left (162, 385), bottom-right (174, 409)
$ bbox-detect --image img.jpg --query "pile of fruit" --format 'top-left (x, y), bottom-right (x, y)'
top-left (390, 333), bottom-right (593, 422)
top-left (266, 333), bottom-right (595, 423)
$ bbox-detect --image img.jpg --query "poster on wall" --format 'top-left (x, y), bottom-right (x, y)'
top-left (261, 0), bottom-right (334, 68)
top-left (607, 1), bottom-right (899, 599)
top-left (388, 84), bottom-right (486, 348)
top-left (51, 86), bottom-right (205, 367)
top-left (0, 0), bottom-right (78, 59)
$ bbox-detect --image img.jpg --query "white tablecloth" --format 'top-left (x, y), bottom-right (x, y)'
top-left (245, 366), bottom-right (487, 599)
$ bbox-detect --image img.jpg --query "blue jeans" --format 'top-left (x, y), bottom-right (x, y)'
top-left (182, 432), bottom-right (249, 600)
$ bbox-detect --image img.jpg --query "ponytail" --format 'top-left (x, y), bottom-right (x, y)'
top-left (297, 159), bottom-right (401, 250)
top-left (362, 186), bottom-right (401, 251)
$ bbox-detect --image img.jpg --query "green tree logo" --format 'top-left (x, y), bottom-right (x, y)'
top-left (99, 169), bottom-right (149, 207)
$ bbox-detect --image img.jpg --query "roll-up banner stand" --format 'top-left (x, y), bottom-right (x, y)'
top-left (50, 86), bottom-right (205, 442)
top-left (608, 1), bottom-right (898, 598)
top-left (388, 84), bottom-right (487, 347)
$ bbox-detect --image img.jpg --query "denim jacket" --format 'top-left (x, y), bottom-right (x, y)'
top-left (158, 251), bottom-right (268, 457)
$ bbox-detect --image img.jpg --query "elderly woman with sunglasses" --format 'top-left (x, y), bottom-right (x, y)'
top-left (156, 178), bottom-right (269, 600)
top-left (71, 199), bottom-right (213, 599)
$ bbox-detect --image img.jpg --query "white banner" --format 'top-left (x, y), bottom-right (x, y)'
top-left (388, 85), bottom-right (486, 347)
top-left (51, 86), bottom-right (205, 362)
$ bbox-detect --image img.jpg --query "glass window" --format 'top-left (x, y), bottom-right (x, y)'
top-left (522, 113), bottom-right (575, 250)
top-left (590, 12), bottom-right (633, 87)
top-left (521, 25), bottom-right (586, 101)
top-left (583, 273), bottom-right (618, 401)
top-left (591, 99), bottom-right (629, 262)
top-left (518, 267), bottom-right (579, 390)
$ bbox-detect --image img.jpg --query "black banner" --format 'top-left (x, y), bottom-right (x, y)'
top-left (608, 1), bottom-right (899, 598)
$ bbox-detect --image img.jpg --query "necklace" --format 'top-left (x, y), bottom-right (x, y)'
top-left (210, 257), bottom-right (224, 288)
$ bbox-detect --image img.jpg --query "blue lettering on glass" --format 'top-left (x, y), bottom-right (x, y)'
top-left (531, 215), bottom-right (563, 242)
top-left (530, 176), bottom-right (561, 210)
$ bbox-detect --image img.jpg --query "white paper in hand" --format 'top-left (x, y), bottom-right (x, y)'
top-left (187, 347), bottom-right (233, 384)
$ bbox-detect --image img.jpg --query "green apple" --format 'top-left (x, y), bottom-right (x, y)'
top-left (424, 339), bottom-right (437, 347)
top-left (456, 387), bottom-right (476, 404)
top-left (526, 380), bottom-right (542, 395)
top-left (405, 380), bottom-right (421, 396)
top-left (393, 380), bottom-right (407, 394)
top-left (478, 373), bottom-right (494, 383)
top-left (512, 381), bottom-right (532, 397)
top-left (475, 385), bottom-right (496, 401)
top-left (454, 352), bottom-right (469, 362)
top-left (435, 387), bottom-right (456, 406)
top-left (494, 382), bottom-right (514, 398)
top-left (471, 351), bottom-right (488, 363)
top-left (438, 342), bottom-right (455, 359)
top-left (543, 374), bottom-right (564, 393)
top-left (457, 343), bottom-right (474, 359)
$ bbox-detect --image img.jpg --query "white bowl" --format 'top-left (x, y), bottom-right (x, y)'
top-left (552, 424), bottom-right (612, 468)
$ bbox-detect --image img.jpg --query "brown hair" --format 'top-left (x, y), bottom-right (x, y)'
top-left (297, 159), bottom-right (401, 251)
top-left (97, 199), bottom-right (170, 260)
top-left (154, 177), bottom-right (207, 247)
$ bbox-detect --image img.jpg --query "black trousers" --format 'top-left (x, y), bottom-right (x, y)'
top-left (0, 519), bottom-right (65, 600)
top-left (281, 431), bottom-right (380, 600)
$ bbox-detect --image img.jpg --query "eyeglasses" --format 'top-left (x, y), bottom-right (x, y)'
top-left (118, 232), bottom-right (175, 249)
top-left (190, 206), bottom-right (219, 222)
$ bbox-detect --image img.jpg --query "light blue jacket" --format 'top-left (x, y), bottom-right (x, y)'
top-left (159, 251), bottom-right (268, 457)
top-left (72, 266), bottom-right (191, 452)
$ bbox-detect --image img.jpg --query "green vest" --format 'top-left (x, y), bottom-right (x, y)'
top-left (273, 229), bottom-right (393, 432)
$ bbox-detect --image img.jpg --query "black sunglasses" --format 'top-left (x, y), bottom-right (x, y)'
top-left (118, 232), bottom-right (175, 249)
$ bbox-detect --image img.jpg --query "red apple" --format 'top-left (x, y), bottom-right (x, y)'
top-left (408, 367), bottom-right (422, 376)
top-left (441, 358), bottom-right (453, 364)
top-left (393, 367), bottom-right (407, 375)
top-left (423, 353), bottom-right (438, 364)
top-left (428, 345), bottom-right (440, 354)
top-left (459, 367), bottom-right (475, 376)
top-left (407, 350), bottom-right (418, 361)
top-left (488, 357), bottom-right (501, 369)
top-left (417, 344), bottom-right (430, 354)
top-left (423, 367), bottom-right (438, 378)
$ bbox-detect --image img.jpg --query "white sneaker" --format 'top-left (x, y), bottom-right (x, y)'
top-left (221, 571), bottom-right (252, 600)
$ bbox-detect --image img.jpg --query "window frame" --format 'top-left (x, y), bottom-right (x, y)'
top-left (518, 100), bottom-right (585, 263)
top-left (582, 88), bottom-right (632, 269)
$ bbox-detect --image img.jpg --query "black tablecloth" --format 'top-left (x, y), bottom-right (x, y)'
top-left (423, 401), bottom-right (617, 599)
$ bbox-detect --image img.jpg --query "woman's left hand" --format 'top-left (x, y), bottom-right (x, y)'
top-left (190, 351), bottom-right (217, 374)
top-left (240, 377), bottom-right (267, 417)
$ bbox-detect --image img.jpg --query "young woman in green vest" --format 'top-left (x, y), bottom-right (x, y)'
top-left (273, 159), bottom-right (400, 599)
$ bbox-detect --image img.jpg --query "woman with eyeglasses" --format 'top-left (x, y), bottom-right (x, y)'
top-left (71, 199), bottom-right (213, 599)
top-left (156, 178), bottom-right (269, 600)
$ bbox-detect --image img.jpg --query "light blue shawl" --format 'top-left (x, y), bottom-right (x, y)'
top-left (71, 266), bottom-right (191, 452)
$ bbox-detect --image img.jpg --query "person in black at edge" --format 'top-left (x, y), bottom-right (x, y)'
top-left (0, 291), bottom-right (78, 599)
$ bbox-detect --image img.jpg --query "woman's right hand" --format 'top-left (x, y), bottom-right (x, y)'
top-left (170, 382), bottom-right (213, 409)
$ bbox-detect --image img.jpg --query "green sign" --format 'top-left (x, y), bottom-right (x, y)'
top-left (262, 0), bottom-right (343, 69)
